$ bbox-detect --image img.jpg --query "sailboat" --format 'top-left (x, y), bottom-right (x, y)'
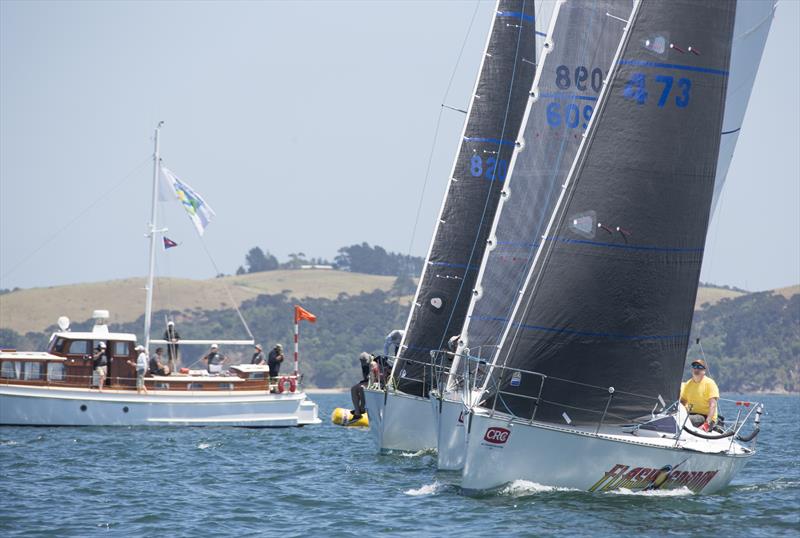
top-left (364, 0), bottom-right (556, 454)
top-left (459, 0), bottom-right (764, 494)
top-left (433, 0), bottom-right (776, 471)
top-left (0, 124), bottom-right (321, 427)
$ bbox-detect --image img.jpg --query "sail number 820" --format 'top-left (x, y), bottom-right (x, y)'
top-left (470, 155), bottom-right (508, 182)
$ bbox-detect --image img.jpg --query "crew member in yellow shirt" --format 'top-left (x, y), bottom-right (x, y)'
top-left (679, 359), bottom-right (719, 432)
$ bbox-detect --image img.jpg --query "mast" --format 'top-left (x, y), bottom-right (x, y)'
top-left (144, 121), bottom-right (164, 350)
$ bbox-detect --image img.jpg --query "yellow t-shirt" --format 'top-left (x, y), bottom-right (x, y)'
top-left (680, 376), bottom-right (719, 420)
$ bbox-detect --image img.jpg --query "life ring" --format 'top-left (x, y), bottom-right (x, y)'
top-left (277, 376), bottom-right (297, 393)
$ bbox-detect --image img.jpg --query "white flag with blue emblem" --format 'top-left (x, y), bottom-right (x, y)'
top-left (160, 166), bottom-right (216, 236)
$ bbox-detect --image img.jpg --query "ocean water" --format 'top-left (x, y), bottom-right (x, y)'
top-left (1, 393), bottom-right (797, 537)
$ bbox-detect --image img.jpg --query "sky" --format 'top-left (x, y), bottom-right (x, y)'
top-left (1, 0), bottom-right (798, 293)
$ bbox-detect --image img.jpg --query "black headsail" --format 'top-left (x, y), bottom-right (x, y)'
top-left (457, 0), bottom-right (636, 388)
top-left (394, 0), bottom-right (541, 397)
top-left (485, 0), bottom-right (737, 424)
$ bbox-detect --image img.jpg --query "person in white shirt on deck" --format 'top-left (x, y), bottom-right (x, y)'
top-left (384, 329), bottom-right (404, 357)
top-left (127, 345), bottom-right (149, 394)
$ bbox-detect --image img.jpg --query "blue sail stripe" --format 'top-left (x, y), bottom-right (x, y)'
top-left (538, 93), bottom-right (598, 101)
top-left (464, 136), bottom-right (516, 147)
top-left (551, 237), bottom-right (704, 253)
top-left (496, 11), bottom-right (534, 23)
top-left (721, 127), bottom-right (741, 135)
top-left (535, 31), bottom-right (547, 37)
top-left (618, 59), bottom-right (729, 77)
top-left (429, 261), bottom-right (481, 271)
top-left (470, 314), bottom-right (688, 341)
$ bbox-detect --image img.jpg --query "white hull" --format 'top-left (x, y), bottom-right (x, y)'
top-left (461, 409), bottom-right (753, 495)
top-left (0, 384), bottom-right (320, 427)
top-left (364, 388), bottom-right (437, 453)
top-left (431, 393), bottom-right (468, 471)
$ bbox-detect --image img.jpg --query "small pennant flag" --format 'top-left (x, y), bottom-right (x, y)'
top-left (163, 237), bottom-right (178, 250)
top-left (161, 166), bottom-right (216, 236)
top-left (294, 305), bottom-right (317, 324)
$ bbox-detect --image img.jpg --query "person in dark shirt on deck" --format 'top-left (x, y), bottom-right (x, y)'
top-left (163, 321), bottom-right (180, 373)
top-left (149, 347), bottom-right (170, 376)
top-left (268, 344), bottom-right (284, 378)
top-left (92, 342), bottom-right (108, 391)
top-left (349, 352), bottom-right (379, 422)
top-left (203, 344), bottom-right (225, 375)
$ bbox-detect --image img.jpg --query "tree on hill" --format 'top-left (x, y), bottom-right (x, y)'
top-left (281, 252), bottom-right (309, 270)
top-left (245, 247), bottom-right (279, 273)
top-left (391, 274), bottom-right (417, 296)
top-left (335, 242), bottom-right (423, 276)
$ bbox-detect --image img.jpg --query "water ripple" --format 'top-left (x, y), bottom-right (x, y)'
top-left (0, 393), bottom-right (797, 537)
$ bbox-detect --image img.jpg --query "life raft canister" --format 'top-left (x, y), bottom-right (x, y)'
top-left (277, 376), bottom-right (296, 393)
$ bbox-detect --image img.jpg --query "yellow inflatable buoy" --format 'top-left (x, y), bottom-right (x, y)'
top-left (331, 408), bottom-right (369, 427)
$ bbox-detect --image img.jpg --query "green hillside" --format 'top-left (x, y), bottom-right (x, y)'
top-left (0, 270), bottom-right (404, 334)
top-left (1, 277), bottom-right (797, 392)
top-left (689, 289), bottom-right (799, 393)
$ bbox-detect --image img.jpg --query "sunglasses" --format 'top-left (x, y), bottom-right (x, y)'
top-left (691, 364), bottom-right (706, 370)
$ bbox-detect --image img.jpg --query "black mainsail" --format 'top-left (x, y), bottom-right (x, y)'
top-left (394, 0), bottom-right (542, 397)
top-left (485, 0), bottom-right (737, 423)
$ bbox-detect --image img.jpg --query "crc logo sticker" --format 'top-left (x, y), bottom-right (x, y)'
top-left (483, 427), bottom-right (510, 445)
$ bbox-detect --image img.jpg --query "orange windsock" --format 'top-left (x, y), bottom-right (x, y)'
top-left (294, 305), bottom-right (317, 323)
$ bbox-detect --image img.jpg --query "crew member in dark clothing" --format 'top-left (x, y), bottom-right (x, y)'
top-left (267, 344), bottom-right (284, 378)
top-left (92, 342), bottom-right (109, 391)
top-left (203, 344), bottom-right (224, 374)
top-left (149, 347), bottom-right (170, 376)
top-left (350, 352), bottom-right (373, 421)
top-left (251, 344), bottom-right (266, 365)
top-left (163, 321), bottom-right (180, 372)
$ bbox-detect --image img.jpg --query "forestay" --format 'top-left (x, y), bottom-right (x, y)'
top-left (484, 0), bottom-right (737, 424)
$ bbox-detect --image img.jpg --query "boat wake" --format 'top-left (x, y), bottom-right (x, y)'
top-left (399, 448), bottom-right (437, 458)
top-left (607, 486), bottom-right (693, 497)
top-left (404, 481), bottom-right (443, 496)
top-left (498, 480), bottom-right (578, 496)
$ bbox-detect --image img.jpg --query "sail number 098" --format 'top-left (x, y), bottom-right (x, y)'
top-left (547, 65), bottom-right (602, 129)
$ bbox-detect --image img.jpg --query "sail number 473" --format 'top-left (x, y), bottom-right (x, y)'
top-left (623, 73), bottom-right (691, 108)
